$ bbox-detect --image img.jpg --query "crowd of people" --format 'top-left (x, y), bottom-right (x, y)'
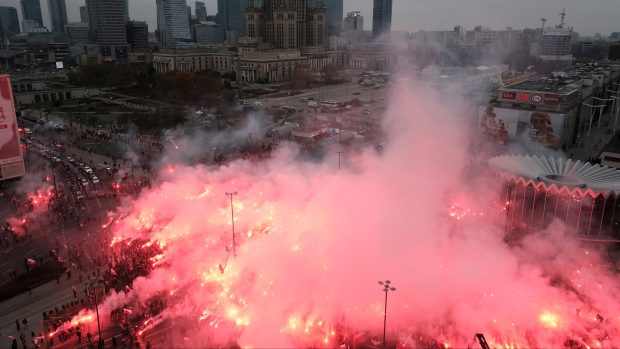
top-left (1, 116), bottom-right (282, 348)
top-left (3, 227), bottom-right (167, 348)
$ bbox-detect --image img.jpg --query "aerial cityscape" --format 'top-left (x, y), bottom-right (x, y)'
top-left (1, 0), bottom-right (620, 348)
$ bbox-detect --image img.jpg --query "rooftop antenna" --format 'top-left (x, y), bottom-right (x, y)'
top-left (558, 8), bottom-right (566, 28)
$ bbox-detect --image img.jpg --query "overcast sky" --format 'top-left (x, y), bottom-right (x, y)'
top-left (4, 0), bottom-right (618, 36)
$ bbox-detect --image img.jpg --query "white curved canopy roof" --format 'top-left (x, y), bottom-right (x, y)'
top-left (489, 155), bottom-right (620, 195)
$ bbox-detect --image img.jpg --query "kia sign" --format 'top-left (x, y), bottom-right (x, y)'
top-left (530, 95), bottom-right (543, 103)
top-left (0, 75), bottom-right (25, 180)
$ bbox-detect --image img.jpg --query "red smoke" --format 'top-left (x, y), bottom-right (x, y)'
top-left (65, 79), bottom-right (620, 348)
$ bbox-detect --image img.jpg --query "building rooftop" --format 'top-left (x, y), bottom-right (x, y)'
top-left (156, 47), bottom-right (233, 55)
top-left (490, 155), bottom-right (620, 196)
top-left (503, 76), bottom-right (582, 95)
top-left (502, 62), bottom-right (620, 95)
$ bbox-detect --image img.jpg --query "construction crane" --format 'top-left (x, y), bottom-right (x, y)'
top-left (558, 8), bottom-right (566, 28)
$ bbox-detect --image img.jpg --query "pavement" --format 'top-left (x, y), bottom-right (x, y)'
top-left (0, 277), bottom-right (82, 346)
top-left (256, 82), bottom-right (387, 113)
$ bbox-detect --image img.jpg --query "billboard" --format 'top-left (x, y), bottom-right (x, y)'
top-left (498, 89), bottom-right (581, 109)
top-left (0, 75), bottom-right (25, 180)
top-left (479, 106), bottom-right (568, 149)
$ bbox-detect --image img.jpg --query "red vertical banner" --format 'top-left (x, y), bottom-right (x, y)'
top-left (0, 75), bottom-right (25, 179)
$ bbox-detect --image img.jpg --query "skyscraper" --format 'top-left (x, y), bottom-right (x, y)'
top-left (216, 0), bottom-right (248, 35)
top-left (79, 5), bottom-right (88, 23)
top-left (156, 0), bottom-right (192, 48)
top-left (65, 22), bottom-right (89, 43)
top-left (48, 0), bottom-right (68, 33)
top-left (372, 0), bottom-right (392, 39)
top-left (192, 22), bottom-right (225, 45)
top-left (126, 20), bottom-right (148, 51)
top-left (246, 0), bottom-right (324, 49)
top-left (0, 7), bottom-right (20, 35)
top-left (195, 1), bottom-right (207, 22)
top-left (308, 0), bottom-right (342, 36)
top-left (343, 11), bottom-right (363, 31)
top-left (20, 0), bottom-right (43, 27)
top-left (86, 0), bottom-right (129, 60)
top-left (22, 19), bottom-right (46, 32)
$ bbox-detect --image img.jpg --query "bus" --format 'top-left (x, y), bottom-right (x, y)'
top-left (321, 100), bottom-right (340, 108)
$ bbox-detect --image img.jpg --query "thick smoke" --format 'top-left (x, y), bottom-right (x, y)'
top-left (157, 111), bottom-right (272, 167)
top-left (84, 77), bottom-right (620, 348)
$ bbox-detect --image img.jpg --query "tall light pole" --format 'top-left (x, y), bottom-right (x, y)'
top-left (225, 191), bottom-right (238, 256)
top-left (378, 280), bottom-right (396, 348)
top-left (90, 287), bottom-right (105, 349)
top-left (583, 103), bottom-right (605, 136)
top-left (593, 97), bottom-right (614, 127)
top-left (337, 151), bottom-right (343, 170)
top-left (610, 95), bottom-right (620, 127)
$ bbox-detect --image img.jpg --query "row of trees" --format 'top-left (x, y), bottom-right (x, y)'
top-left (68, 64), bottom-right (234, 111)
top-left (292, 64), bottom-right (342, 89)
top-left (155, 71), bottom-right (233, 111)
top-left (68, 64), bottom-right (156, 89)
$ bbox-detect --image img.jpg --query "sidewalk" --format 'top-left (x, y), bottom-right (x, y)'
top-left (0, 277), bottom-right (83, 339)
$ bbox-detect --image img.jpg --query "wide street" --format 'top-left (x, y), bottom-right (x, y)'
top-left (250, 81), bottom-right (389, 113)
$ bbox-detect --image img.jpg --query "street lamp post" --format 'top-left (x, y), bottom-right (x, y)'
top-left (90, 287), bottom-right (105, 349)
top-left (378, 280), bottom-right (396, 348)
top-left (610, 95), bottom-right (620, 127)
top-left (337, 151), bottom-right (343, 170)
top-left (583, 103), bottom-right (605, 136)
top-left (593, 97), bottom-right (614, 127)
top-left (225, 191), bottom-right (238, 256)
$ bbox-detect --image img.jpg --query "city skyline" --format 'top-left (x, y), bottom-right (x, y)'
top-left (2, 0), bottom-right (619, 36)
